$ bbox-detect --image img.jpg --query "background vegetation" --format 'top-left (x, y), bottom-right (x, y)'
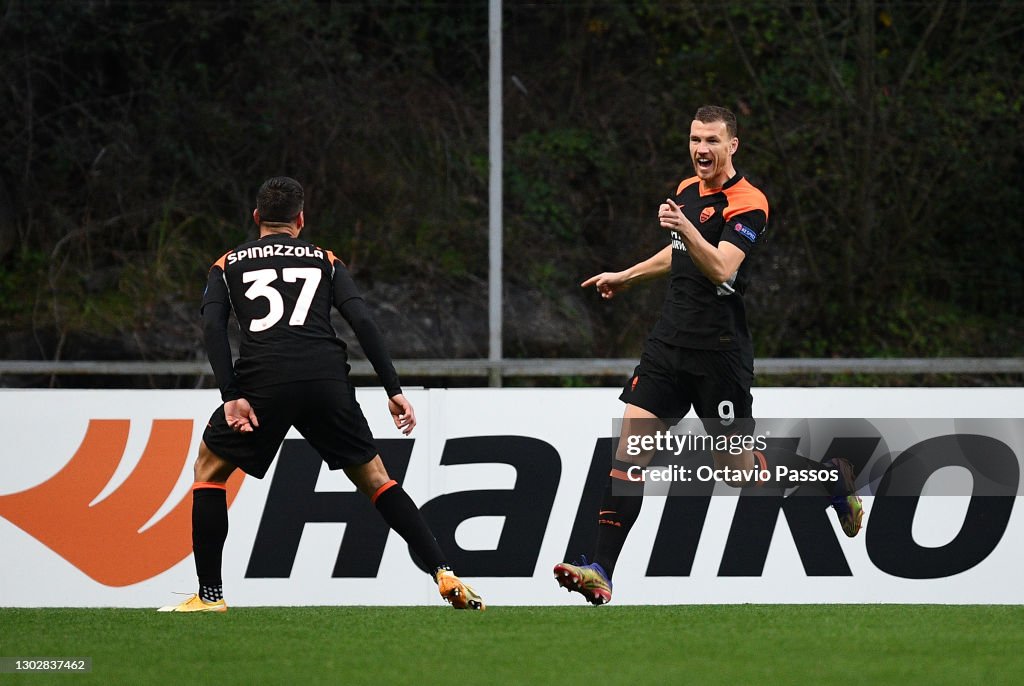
top-left (1, 1), bottom-right (1021, 385)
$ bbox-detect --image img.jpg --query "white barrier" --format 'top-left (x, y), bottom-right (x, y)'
top-left (0, 388), bottom-right (1021, 607)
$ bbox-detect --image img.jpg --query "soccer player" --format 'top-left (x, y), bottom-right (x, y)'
top-left (554, 106), bottom-right (863, 605)
top-left (158, 177), bottom-right (483, 612)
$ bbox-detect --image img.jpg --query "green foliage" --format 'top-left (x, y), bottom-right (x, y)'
top-left (507, 127), bottom-right (618, 244)
top-left (0, 250), bottom-right (46, 323)
top-left (0, 1), bottom-right (1020, 367)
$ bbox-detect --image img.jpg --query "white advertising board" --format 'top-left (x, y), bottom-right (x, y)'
top-left (0, 388), bottom-right (1021, 607)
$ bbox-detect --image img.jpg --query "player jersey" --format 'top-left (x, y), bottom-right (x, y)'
top-left (650, 171), bottom-right (769, 355)
top-left (202, 233), bottom-right (355, 392)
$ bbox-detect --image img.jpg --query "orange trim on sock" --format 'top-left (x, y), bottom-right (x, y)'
top-left (193, 481), bottom-right (227, 491)
top-left (751, 451), bottom-right (769, 487)
top-left (610, 468), bottom-right (643, 482)
top-left (371, 479), bottom-right (398, 504)
top-left (753, 450), bottom-right (767, 472)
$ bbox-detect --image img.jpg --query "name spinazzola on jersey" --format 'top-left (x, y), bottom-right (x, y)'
top-left (227, 243), bottom-right (325, 264)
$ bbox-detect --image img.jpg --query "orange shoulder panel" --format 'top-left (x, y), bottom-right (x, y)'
top-left (675, 176), bottom-right (701, 195)
top-left (210, 252), bottom-right (229, 273)
top-left (722, 179), bottom-right (769, 221)
top-left (324, 249), bottom-right (345, 267)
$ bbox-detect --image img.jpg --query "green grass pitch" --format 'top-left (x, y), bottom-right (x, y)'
top-left (2, 605), bottom-right (1023, 685)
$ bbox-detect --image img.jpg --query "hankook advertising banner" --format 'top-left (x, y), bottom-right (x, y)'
top-left (1, 388), bottom-right (1021, 607)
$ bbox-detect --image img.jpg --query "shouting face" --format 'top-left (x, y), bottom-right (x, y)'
top-left (689, 119), bottom-right (738, 189)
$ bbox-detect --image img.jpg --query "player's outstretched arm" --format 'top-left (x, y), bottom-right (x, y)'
top-left (581, 246), bottom-right (672, 300)
top-left (387, 393), bottom-right (416, 436)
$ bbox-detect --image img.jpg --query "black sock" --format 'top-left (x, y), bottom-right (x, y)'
top-left (192, 485), bottom-right (228, 596)
top-left (593, 459), bottom-right (645, 579)
top-left (372, 481), bottom-right (447, 575)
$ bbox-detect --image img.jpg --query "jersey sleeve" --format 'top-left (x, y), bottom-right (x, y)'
top-left (719, 210), bottom-right (768, 254)
top-left (331, 260), bottom-right (403, 397)
top-left (330, 254), bottom-right (362, 308)
top-left (201, 258), bottom-right (241, 401)
top-left (720, 184), bottom-right (769, 254)
top-left (201, 254), bottom-right (231, 308)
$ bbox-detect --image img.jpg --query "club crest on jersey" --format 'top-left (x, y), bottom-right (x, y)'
top-left (734, 223), bottom-right (758, 243)
top-left (699, 206), bottom-right (716, 223)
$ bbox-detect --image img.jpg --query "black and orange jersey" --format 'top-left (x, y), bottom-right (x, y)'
top-left (650, 171), bottom-right (769, 355)
top-left (201, 233), bottom-right (401, 399)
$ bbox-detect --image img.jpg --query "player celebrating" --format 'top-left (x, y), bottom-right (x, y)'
top-left (554, 106), bottom-right (862, 605)
top-left (158, 176), bottom-right (483, 612)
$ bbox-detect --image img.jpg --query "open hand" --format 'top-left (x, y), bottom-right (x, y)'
top-left (388, 394), bottom-right (417, 436)
top-left (224, 398), bottom-right (259, 433)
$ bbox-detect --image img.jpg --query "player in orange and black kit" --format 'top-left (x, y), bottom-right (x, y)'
top-left (158, 176), bottom-right (483, 612)
top-left (554, 106), bottom-right (863, 605)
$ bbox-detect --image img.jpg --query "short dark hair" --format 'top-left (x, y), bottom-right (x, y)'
top-left (693, 105), bottom-right (738, 139)
top-left (256, 176), bottom-right (304, 224)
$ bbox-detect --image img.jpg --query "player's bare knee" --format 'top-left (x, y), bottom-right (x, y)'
top-left (616, 405), bottom-right (665, 466)
top-left (194, 441), bottom-right (234, 483)
top-left (615, 443), bottom-right (655, 466)
top-left (345, 456), bottom-right (391, 497)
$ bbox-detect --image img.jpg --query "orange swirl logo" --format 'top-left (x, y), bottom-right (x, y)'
top-left (0, 420), bottom-right (244, 586)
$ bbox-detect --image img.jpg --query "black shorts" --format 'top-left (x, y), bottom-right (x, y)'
top-left (202, 379), bottom-right (379, 479)
top-left (619, 337), bottom-right (754, 436)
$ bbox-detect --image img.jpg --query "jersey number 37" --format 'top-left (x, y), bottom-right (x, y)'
top-left (242, 267), bottom-right (322, 332)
